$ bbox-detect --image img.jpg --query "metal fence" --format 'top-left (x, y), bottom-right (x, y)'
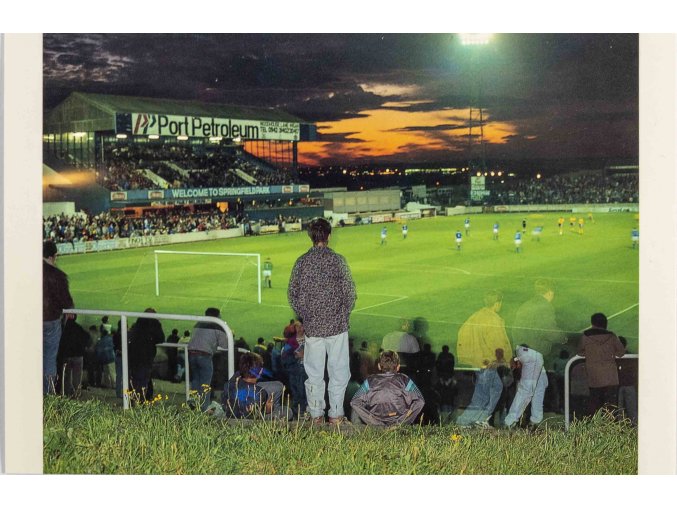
top-left (564, 354), bottom-right (638, 429)
top-left (64, 309), bottom-right (235, 409)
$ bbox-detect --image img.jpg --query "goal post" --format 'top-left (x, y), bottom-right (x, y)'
top-left (154, 250), bottom-right (261, 303)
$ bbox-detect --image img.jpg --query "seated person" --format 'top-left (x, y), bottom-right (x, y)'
top-left (221, 352), bottom-right (285, 419)
top-left (350, 350), bottom-right (425, 427)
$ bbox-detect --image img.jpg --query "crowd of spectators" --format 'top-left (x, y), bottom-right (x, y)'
top-left (487, 173), bottom-right (638, 205)
top-left (97, 142), bottom-right (299, 191)
top-left (43, 208), bottom-right (238, 243)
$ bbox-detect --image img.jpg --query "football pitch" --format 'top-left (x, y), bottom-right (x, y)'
top-left (59, 212), bottom-right (640, 357)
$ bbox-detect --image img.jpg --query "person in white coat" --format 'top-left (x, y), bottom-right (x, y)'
top-left (504, 344), bottom-right (548, 429)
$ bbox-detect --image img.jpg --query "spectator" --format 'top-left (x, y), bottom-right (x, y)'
top-left (416, 343), bottom-right (436, 389)
top-left (381, 319), bottom-right (420, 376)
top-left (577, 313), bottom-right (626, 417)
top-left (435, 345), bottom-right (455, 380)
top-left (83, 325), bottom-right (99, 389)
top-left (490, 348), bottom-right (514, 427)
top-left (166, 328), bottom-right (180, 382)
top-left (617, 337), bottom-right (638, 426)
top-left (288, 217), bottom-right (357, 424)
top-left (43, 240), bottom-right (75, 395)
top-left (551, 349), bottom-right (571, 413)
top-left (95, 325), bottom-right (116, 388)
top-left (222, 352), bottom-right (285, 419)
top-left (56, 315), bottom-right (90, 397)
top-left (512, 278), bottom-right (568, 368)
top-left (281, 320), bottom-right (307, 416)
top-left (127, 308), bottom-right (164, 403)
top-left (504, 344), bottom-right (548, 430)
top-left (175, 330), bottom-right (192, 382)
top-left (253, 337), bottom-right (267, 356)
top-left (350, 350), bottom-right (424, 426)
top-left (357, 341), bottom-right (376, 383)
top-left (455, 290), bottom-right (512, 428)
top-left (187, 307), bottom-right (229, 411)
top-left (113, 320), bottom-right (124, 398)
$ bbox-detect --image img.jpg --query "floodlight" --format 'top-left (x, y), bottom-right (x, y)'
top-left (459, 33), bottom-right (493, 46)
top-left (177, 135), bottom-right (189, 141)
top-left (116, 134), bottom-right (127, 139)
top-left (148, 134), bottom-right (160, 140)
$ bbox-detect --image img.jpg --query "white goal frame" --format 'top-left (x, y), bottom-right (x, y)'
top-left (154, 250), bottom-right (261, 303)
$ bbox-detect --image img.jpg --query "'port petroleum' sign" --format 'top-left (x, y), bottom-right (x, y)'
top-left (116, 113), bottom-right (301, 141)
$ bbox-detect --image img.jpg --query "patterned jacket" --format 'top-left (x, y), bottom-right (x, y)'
top-left (288, 245), bottom-right (356, 338)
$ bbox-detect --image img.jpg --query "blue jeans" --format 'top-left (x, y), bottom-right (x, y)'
top-left (456, 368), bottom-right (503, 426)
top-left (505, 368), bottom-right (549, 426)
top-left (43, 319), bottom-right (62, 395)
top-left (304, 332), bottom-right (350, 419)
top-left (189, 353), bottom-right (214, 411)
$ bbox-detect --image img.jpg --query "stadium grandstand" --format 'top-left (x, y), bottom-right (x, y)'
top-left (43, 92), bottom-right (317, 218)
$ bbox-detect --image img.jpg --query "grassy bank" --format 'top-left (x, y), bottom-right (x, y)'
top-left (43, 396), bottom-right (637, 475)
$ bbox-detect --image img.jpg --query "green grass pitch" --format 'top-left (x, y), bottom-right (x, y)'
top-left (59, 212), bottom-right (639, 359)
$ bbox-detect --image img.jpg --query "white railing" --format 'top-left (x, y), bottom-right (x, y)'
top-left (63, 309), bottom-right (235, 410)
top-left (564, 354), bottom-right (638, 430)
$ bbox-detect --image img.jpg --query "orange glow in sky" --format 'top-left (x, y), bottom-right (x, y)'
top-left (299, 104), bottom-right (518, 166)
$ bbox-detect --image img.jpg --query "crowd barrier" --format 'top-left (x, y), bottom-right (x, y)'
top-left (63, 308), bottom-right (235, 410)
top-left (564, 354), bottom-right (638, 429)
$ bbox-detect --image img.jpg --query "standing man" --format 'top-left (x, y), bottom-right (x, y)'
top-left (288, 217), bottom-right (357, 424)
top-left (187, 307), bottom-right (229, 411)
top-left (455, 230), bottom-right (463, 250)
top-left (577, 313), bottom-right (625, 417)
top-left (380, 226), bottom-right (388, 245)
top-left (262, 257), bottom-right (273, 288)
top-left (464, 217), bottom-right (471, 236)
top-left (492, 222), bottom-right (499, 240)
top-left (455, 290), bottom-right (513, 428)
top-left (512, 278), bottom-right (568, 368)
top-left (402, 223), bottom-right (408, 239)
top-left (43, 240), bottom-right (75, 395)
top-left (557, 216), bottom-right (565, 235)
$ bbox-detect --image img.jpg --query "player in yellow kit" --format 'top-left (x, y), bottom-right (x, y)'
top-left (578, 217), bottom-right (585, 235)
top-left (557, 217), bottom-right (565, 236)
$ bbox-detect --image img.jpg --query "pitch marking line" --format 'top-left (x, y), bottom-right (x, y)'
top-left (353, 295), bottom-right (408, 313)
top-left (577, 302), bottom-right (639, 333)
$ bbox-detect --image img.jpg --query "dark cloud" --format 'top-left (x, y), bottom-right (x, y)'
top-left (43, 33), bottom-right (639, 165)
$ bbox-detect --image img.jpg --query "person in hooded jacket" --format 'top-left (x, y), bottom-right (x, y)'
top-left (577, 313), bottom-right (626, 417)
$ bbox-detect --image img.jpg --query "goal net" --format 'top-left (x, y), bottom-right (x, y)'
top-left (154, 250), bottom-right (261, 304)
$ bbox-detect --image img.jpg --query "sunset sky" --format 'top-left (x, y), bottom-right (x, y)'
top-left (43, 33), bottom-right (638, 167)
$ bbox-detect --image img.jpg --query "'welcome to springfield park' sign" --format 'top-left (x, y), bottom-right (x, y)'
top-left (117, 113), bottom-right (301, 141)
